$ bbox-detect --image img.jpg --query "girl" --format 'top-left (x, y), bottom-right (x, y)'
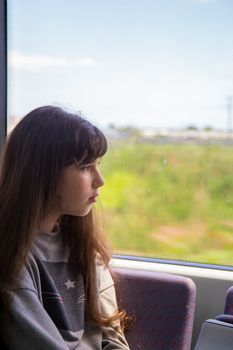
top-left (0, 106), bottom-right (130, 349)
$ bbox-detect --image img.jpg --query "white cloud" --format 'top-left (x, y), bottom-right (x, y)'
top-left (9, 51), bottom-right (101, 71)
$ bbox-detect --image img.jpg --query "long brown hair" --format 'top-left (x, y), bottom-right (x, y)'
top-left (0, 105), bottom-right (125, 334)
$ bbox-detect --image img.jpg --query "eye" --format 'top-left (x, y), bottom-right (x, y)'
top-left (80, 165), bottom-right (92, 171)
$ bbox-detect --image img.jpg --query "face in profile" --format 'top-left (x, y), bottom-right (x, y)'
top-left (56, 158), bottom-right (105, 217)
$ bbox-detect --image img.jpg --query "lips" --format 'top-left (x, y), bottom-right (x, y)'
top-left (88, 194), bottom-right (99, 202)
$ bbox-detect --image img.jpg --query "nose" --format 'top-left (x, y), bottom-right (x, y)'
top-left (93, 169), bottom-right (105, 188)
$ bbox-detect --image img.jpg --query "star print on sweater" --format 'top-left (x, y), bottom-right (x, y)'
top-left (35, 258), bottom-right (85, 332)
top-left (64, 279), bottom-right (75, 289)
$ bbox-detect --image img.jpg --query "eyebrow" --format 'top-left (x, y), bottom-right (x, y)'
top-left (79, 158), bottom-right (101, 167)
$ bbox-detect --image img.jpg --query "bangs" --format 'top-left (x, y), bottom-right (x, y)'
top-left (72, 125), bottom-right (107, 165)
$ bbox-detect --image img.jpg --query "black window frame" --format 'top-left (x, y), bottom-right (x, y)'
top-left (0, 0), bottom-right (7, 149)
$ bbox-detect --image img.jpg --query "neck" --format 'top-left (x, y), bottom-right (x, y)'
top-left (39, 212), bottom-right (61, 233)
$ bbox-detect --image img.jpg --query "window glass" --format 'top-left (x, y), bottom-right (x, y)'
top-left (8, 0), bottom-right (233, 265)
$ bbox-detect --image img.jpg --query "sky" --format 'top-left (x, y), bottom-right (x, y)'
top-left (7, 0), bottom-right (233, 130)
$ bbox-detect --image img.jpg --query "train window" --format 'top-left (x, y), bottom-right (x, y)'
top-left (7, 0), bottom-right (233, 266)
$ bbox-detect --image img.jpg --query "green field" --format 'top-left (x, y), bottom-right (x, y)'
top-left (99, 141), bottom-right (233, 266)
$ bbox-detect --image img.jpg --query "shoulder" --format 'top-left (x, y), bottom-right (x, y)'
top-left (96, 255), bottom-right (114, 293)
top-left (13, 253), bottom-right (41, 297)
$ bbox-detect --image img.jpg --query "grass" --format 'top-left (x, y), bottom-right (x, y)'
top-left (98, 141), bottom-right (233, 266)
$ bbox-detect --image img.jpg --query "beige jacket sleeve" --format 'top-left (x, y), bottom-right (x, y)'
top-left (97, 262), bottom-right (130, 350)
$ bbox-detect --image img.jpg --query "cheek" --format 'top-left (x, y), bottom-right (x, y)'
top-left (58, 175), bottom-right (86, 203)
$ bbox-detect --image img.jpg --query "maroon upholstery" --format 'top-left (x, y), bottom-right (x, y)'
top-left (113, 267), bottom-right (196, 350)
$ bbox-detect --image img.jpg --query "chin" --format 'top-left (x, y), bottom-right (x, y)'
top-left (67, 207), bottom-right (92, 217)
top-left (77, 211), bottom-right (91, 217)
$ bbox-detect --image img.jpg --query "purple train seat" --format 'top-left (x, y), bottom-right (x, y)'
top-left (113, 267), bottom-right (196, 350)
top-left (223, 286), bottom-right (233, 315)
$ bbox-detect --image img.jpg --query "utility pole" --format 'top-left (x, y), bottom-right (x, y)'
top-left (227, 96), bottom-right (233, 134)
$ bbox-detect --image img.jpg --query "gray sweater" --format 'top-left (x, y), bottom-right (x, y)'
top-left (4, 232), bottom-right (129, 350)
